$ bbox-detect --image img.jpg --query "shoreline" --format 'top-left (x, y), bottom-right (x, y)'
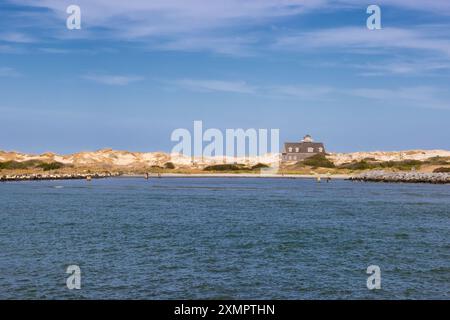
top-left (0, 172), bottom-right (350, 182)
top-left (1, 172), bottom-right (448, 183)
top-left (123, 173), bottom-right (351, 179)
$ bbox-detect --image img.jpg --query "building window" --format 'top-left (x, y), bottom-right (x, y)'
top-left (318, 147), bottom-right (323, 152)
top-left (295, 147), bottom-right (299, 152)
top-left (288, 147), bottom-right (292, 152)
top-left (308, 147), bottom-right (314, 153)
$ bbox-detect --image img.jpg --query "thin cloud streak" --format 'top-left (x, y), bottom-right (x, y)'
top-left (151, 36), bottom-right (258, 56)
top-left (0, 67), bottom-right (22, 77)
top-left (82, 73), bottom-right (144, 86)
top-left (0, 32), bottom-right (36, 43)
top-left (174, 79), bottom-right (257, 94)
top-left (274, 27), bottom-right (450, 58)
top-left (355, 61), bottom-right (450, 76)
top-left (173, 78), bottom-right (450, 110)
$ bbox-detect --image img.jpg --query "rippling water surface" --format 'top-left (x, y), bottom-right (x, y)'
top-left (0, 178), bottom-right (449, 299)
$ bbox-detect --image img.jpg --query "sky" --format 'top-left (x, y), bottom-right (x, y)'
top-left (0, 0), bottom-right (449, 154)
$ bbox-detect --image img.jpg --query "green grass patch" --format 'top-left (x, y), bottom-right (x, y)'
top-left (204, 164), bottom-right (247, 171)
top-left (338, 160), bottom-right (374, 170)
top-left (424, 156), bottom-right (450, 165)
top-left (37, 162), bottom-right (65, 171)
top-left (339, 159), bottom-right (422, 171)
top-left (302, 154), bottom-right (335, 168)
top-left (0, 160), bottom-right (66, 171)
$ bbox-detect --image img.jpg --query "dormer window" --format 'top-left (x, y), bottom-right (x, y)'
top-left (295, 147), bottom-right (299, 152)
top-left (308, 147), bottom-right (314, 153)
top-left (318, 147), bottom-right (323, 152)
top-left (288, 147), bottom-right (292, 152)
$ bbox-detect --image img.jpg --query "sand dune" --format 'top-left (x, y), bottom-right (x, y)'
top-left (1, 149), bottom-right (449, 169)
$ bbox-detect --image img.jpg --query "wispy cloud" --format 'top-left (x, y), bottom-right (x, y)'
top-left (38, 47), bottom-right (71, 54)
top-left (0, 32), bottom-right (36, 43)
top-left (152, 36), bottom-right (257, 56)
top-left (13, 0), bottom-right (324, 36)
top-left (268, 85), bottom-right (335, 101)
top-left (5, 0), bottom-right (450, 57)
top-left (273, 84), bottom-right (450, 110)
top-left (316, 57), bottom-right (450, 77)
top-left (354, 60), bottom-right (450, 76)
top-left (172, 78), bottom-right (450, 109)
top-left (0, 67), bottom-right (21, 77)
top-left (7, 0), bottom-right (323, 55)
top-left (174, 79), bottom-right (257, 94)
top-left (345, 86), bottom-right (449, 109)
top-left (274, 27), bottom-right (450, 58)
top-left (0, 44), bottom-right (24, 54)
top-left (340, 0), bottom-right (450, 16)
top-left (82, 73), bottom-right (144, 86)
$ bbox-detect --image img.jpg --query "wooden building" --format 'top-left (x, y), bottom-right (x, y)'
top-left (281, 135), bottom-right (326, 162)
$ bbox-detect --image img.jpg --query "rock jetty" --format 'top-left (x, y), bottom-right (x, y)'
top-left (0, 172), bottom-right (120, 182)
top-left (349, 170), bottom-right (449, 184)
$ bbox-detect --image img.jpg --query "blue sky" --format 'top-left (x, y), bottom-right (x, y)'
top-left (1, 0), bottom-right (449, 154)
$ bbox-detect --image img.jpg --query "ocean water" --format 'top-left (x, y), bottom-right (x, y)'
top-left (0, 177), bottom-right (448, 299)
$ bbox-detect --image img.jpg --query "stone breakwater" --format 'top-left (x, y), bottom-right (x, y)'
top-left (349, 171), bottom-right (450, 184)
top-left (0, 172), bottom-right (120, 182)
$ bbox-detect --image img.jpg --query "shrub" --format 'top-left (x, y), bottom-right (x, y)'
top-left (251, 163), bottom-right (270, 170)
top-left (0, 160), bottom-right (65, 171)
top-left (339, 160), bottom-right (374, 170)
top-left (302, 154), bottom-right (335, 168)
top-left (148, 165), bottom-right (164, 172)
top-left (379, 160), bottom-right (422, 170)
top-left (164, 162), bottom-right (175, 169)
top-left (0, 161), bottom-right (21, 169)
top-left (339, 159), bottom-right (422, 171)
top-left (433, 167), bottom-right (450, 173)
top-left (204, 164), bottom-right (246, 171)
top-left (37, 162), bottom-right (65, 171)
top-left (425, 157), bottom-right (449, 165)
top-left (0, 160), bottom-right (41, 169)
